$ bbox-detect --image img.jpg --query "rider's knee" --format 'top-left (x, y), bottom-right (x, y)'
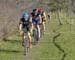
top-left (28, 32), bottom-right (31, 38)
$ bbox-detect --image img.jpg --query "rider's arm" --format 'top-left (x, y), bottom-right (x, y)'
top-left (29, 16), bottom-right (33, 34)
top-left (43, 12), bottom-right (46, 20)
top-left (19, 24), bottom-right (22, 31)
top-left (39, 15), bottom-right (42, 24)
top-left (19, 18), bottom-right (23, 31)
top-left (30, 16), bottom-right (33, 28)
top-left (29, 16), bottom-right (32, 24)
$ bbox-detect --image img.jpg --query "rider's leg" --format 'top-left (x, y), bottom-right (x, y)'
top-left (37, 25), bottom-right (41, 38)
top-left (22, 32), bottom-right (26, 46)
top-left (30, 24), bottom-right (34, 34)
top-left (28, 32), bottom-right (32, 48)
top-left (42, 21), bottom-right (45, 32)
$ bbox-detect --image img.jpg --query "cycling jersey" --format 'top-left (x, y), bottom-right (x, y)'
top-left (39, 11), bottom-right (46, 22)
top-left (31, 12), bottom-right (41, 25)
top-left (19, 18), bottom-right (31, 31)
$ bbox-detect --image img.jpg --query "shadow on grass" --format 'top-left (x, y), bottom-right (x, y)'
top-left (2, 39), bottom-right (50, 45)
top-left (3, 39), bottom-right (21, 44)
top-left (3, 39), bottom-right (35, 45)
top-left (0, 49), bottom-right (22, 53)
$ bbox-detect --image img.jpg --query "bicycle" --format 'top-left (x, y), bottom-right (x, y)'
top-left (23, 29), bottom-right (30, 55)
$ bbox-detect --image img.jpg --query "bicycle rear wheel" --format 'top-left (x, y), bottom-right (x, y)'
top-left (33, 28), bottom-right (39, 45)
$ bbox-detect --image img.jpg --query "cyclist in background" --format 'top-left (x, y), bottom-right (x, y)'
top-left (38, 8), bottom-right (46, 33)
top-left (31, 9), bottom-right (42, 39)
top-left (19, 12), bottom-right (32, 48)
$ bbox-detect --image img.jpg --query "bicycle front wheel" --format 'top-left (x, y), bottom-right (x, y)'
top-left (24, 36), bottom-right (30, 55)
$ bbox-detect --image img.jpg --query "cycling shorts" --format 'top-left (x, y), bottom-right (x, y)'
top-left (32, 19), bottom-right (40, 25)
top-left (22, 24), bottom-right (30, 32)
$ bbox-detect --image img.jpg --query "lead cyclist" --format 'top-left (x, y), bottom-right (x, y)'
top-left (19, 12), bottom-right (33, 48)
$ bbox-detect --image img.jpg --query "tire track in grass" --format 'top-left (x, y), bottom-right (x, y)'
top-left (53, 28), bottom-right (67, 60)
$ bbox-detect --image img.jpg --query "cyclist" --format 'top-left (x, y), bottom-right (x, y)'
top-left (38, 8), bottom-right (46, 33)
top-left (19, 12), bottom-right (32, 48)
top-left (31, 9), bottom-right (42, 39)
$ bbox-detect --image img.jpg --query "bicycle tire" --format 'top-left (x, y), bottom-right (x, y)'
top-left (23, 34), bottom-right (30, 55)
top-left (33, 28), bottom-right (39, 45)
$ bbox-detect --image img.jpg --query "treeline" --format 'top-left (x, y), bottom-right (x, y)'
top-left (39, 0), bottom-right (75, 12)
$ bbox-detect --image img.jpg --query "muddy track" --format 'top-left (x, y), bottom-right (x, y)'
top-left (53, 28), bottom-right (67, 60)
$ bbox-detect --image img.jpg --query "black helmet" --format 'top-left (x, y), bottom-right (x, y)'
top-left (32, 9), bottom-right (38, 16)
top-left (33, 9), bottom-right (37, 12)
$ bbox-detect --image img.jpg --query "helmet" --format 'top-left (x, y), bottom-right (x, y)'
top-left (22, 12), bottom-right (29, 20)
top-left (33, 9), bottom-right (37, 12)
top-left (38, 8), bottom-right (43, 13)
top-left (32, 9), bottom-right (38, 16)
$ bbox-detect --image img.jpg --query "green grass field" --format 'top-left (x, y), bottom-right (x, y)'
top-left (0, 12), bottom-right (75, 60)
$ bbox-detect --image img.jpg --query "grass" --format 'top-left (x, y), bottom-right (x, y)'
top-left (0, 12), bottom-right (75, 60)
